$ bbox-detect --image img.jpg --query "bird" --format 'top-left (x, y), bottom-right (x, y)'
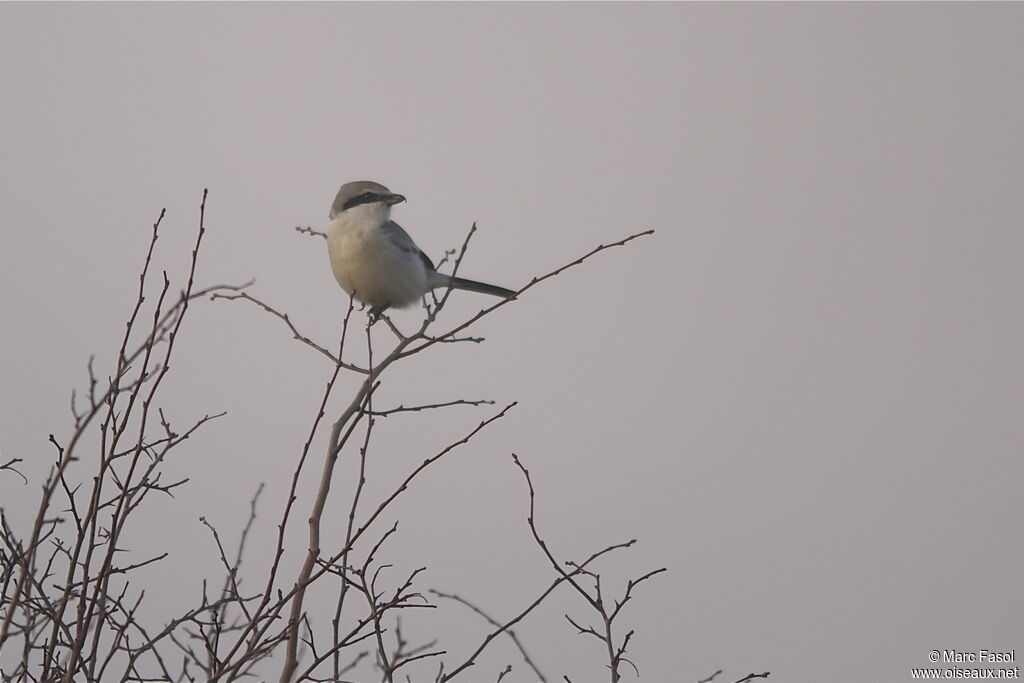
top-left (326, 181), bottom-right (515, 316)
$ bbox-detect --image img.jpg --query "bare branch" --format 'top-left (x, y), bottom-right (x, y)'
top-left (511, 453), bottom-right (665, 683)
top-left (401, 229), bottom-right (654, 358)
top-left (366, 399), bottom-right (495, 418)
top-left (430, 589), bottom-right (547, 683)
top-left (6, 208), bottom-right (665, 683)
top-left (211, 291), bottom-right (366, 373)
top-left (0, 457), bottom-right (27, 485)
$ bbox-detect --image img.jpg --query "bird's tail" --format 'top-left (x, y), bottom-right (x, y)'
top-left (435, 274), bottom-right (515, 299)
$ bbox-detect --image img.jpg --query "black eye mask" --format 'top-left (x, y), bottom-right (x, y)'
top-left (341, 192), bottom-right (380, 211)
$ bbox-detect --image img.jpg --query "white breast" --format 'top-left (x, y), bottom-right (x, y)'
top-left (326, 208), bottom-right (428, 309)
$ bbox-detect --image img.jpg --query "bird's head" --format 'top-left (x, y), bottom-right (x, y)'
top-left (329, 181), bottom-right (406, 220)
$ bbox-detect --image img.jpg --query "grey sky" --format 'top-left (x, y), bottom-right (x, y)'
top-left (2, 3), bottom-right (1022, 682)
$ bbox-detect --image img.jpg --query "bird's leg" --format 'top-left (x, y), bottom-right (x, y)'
top-left (367, 306), bottom-right (389, 326)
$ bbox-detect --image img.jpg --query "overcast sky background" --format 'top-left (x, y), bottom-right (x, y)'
top-left (2, 3), bottom-right (1022, 682)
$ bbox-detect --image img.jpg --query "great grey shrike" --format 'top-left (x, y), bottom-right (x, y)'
top-left (326, 181), bottom-right (514, 315)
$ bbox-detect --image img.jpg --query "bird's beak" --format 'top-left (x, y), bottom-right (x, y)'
top-left (384, 193), bottom-right (406, 206)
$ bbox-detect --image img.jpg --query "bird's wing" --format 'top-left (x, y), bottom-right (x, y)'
top-left (382, 220), bottom-right (435, 272)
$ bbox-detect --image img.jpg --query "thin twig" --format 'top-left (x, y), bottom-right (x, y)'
top-left (211, 291), bottom-right (366, 372)
top-left (733, 674), bottom-right (771, 683)
top-left (0, 457), bottom-right (27, 485)
top-left (367, 399), bottom-right (495, 418)
top-left (295, 226), bottom-right (327, 239)
top-left (429, 589), bottom-right (547, 683)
